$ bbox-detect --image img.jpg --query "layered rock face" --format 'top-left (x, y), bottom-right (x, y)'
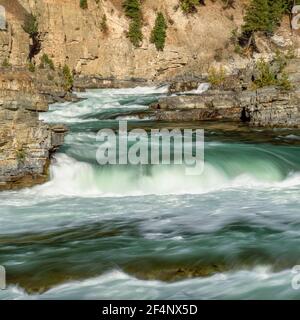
top-left (0, 69), bottom-right (67, 190)
top-left (0, 0), bottom-right (299, 83)
top-left (0, 0), bottom-right (299, 82)
top-left (150, 55), bottom-right (300, 127)
top-left (150, 91), bottom-right (242, 121)
top-left (0, 0), bottom-right (251, 81)
top-left (244, 87), bottom-right (300, 127)
top-left (151, 82), bottom-right (300, 128)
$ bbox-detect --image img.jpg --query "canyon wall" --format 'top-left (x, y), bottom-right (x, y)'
top-left (0, 0), bottom-right (299, 82)
top-left (0, 0), bottom-right (254, 81)
top-left (0, 68), bottom-right (67, 190)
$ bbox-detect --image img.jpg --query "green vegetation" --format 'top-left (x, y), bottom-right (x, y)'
top-left (179, 0), bottom-right (235, 13)
top-left (28, 61), bottom-right (35, 72)
top-left (253, 59), bottom-right (277, 88)
top-left (2, 58), bottom-right (11, 67)
top-left (274, 49), bottom-right (291, 72)
top-left (123, 0), bottom-right (141, 19)
top-left (123, 0), bottom-right (143, 47)
top-left (39, 54), bottom-right (55, 70)
top-left (240, 0), bottom-right (300, 44)
top-left (22, 13), bottom-right (39, 37)
top-left (47, 73), bottom-right (54, 81)
top-left (252, 58), bottom-right (292, 90)
top-left (100, 14), bottom-right (108, 33)
top-left (230, 28), bottom-right (244, 55)
top-left (80, 0), bottom-right (88, 9)
top-left (62, 65), bottom-right (74, 91)
top-left (179, 0), bottom-right (201, 13)
top-left (22, 13), bottom-right (41, 61)
top-left (243, 0), bottom-right (282, 35)
top-left (285, 47), bottom-right (296, 60)
top-left (278, 71), bottom-right (293, 90)
top-left (16, 149), bottom-right (26, 163)
top-left (128, 19), bottom-right (143, 47)
top-left (150, 12), bottom-right (167, 51)
top-left (208, 66), bottom-right (226, 86)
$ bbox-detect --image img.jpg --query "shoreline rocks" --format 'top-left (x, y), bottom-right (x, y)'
top-left (150, 86), bottom-right (300, 128)
top-left (0, 68), bottom-right (68, 191)
top-left (151, 90), bottom-right (242, 122)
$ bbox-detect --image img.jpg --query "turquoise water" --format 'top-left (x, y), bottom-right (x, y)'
top-left (1, 87), bottom-right (300, 299)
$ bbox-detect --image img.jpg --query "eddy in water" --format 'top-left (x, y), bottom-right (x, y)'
top-left (1, 87), bottom-right (300, 300)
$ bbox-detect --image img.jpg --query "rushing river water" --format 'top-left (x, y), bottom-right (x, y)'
top-left (1, 87), bottom-right (300, 299)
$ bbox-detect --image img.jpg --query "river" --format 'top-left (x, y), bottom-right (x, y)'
top-left (1, 87), bottom-right (300, 299)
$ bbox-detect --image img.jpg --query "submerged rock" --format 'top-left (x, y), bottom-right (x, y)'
top-left (125, 264), bottom-right (228, 282)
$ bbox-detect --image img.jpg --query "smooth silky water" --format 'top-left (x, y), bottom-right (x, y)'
top-left (1, 87), bottom-right (300, 299)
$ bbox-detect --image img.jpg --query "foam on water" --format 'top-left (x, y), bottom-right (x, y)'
top-left (40, 101), bottom-right (147, 123)
top-left (40, 85), bottom-right (167, 124)
top-left (16, 153), bottom-right (300, 198)
top-left (186, 82), bottom-right (211, 94)
top-left (2, 85), bottom-right (300, 300)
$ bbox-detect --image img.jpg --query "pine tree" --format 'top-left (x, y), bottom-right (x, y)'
top-left (128, 18), bottom-right (143, 47)
top-left (62, 65), bottom-right (74, 91)
top-left (242, 0), bottom-right (272, 34)
top-left (80, 0), bottom-right (88, 9)
top-left (123, 0), bottom-right (143, 47)
top-left (150, 12), bottom-right (167, 51)
top-left (22, 13), bottom-right (41, 61)
top-left (268, 0), bottom-right (289, 31)
top-left (242, 0), bottom-right (297, 36)
top-left (123, 0), bottom-right (141, 20)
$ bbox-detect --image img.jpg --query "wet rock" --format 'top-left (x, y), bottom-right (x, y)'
top-left (168, 81), bottom-right (201, 94)
top-left (125, 264), bottom-right (228, 282)
top-left (150, 86), bottom-right (300, 128)
top-left (150, 90), bottom-right (242, 121)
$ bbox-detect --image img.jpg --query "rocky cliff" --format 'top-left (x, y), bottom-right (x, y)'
top-left (151, 85), bottom-right (300, 127)
top-left (1, 0), bottom-right (298, 82)
top-left (150, 57), bottom-right (300, 127)
top-left (0, 68), bottom-right (67, 190)
top-left (0, 0), bottom-right (299, 81)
